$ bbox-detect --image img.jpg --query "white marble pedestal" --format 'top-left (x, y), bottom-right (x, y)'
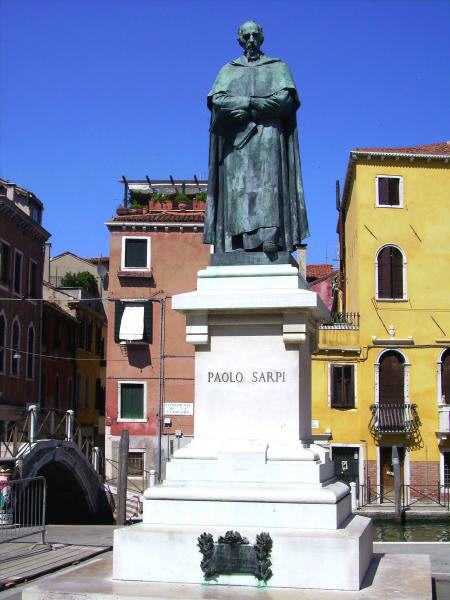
top-left (113, 263), bottom-right (373, 591)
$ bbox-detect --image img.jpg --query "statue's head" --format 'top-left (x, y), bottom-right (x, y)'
top-left (237, 21), bottom-right (264, 61)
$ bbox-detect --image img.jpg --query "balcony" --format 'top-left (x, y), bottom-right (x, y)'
top-left (437, 405), bottom-right (450, 445)
top-left (369, 403), bottom-right (421, 436)
top-left (320, 312), bottom-right (360, 330)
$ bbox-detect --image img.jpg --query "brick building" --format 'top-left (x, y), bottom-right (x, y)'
top-left (0, 179), bottom-right (50, 431)
top-left (104, 180), bottom-right (210, 481)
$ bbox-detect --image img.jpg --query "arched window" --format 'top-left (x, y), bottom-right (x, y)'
top-left (26, 325), bottom-right (35, 379)
top-left (11, 319), bottom-right (20, 377)
top-left (0, 313), bottom-right (6, 374)
top-left (441, 349), bottom-right (450, 405)
top-left (55, 374), bottom-right (60, 409)
top-left (379, 350), bottom-right (405, 405)
top-left (376, 245), bottom-right (406, 299)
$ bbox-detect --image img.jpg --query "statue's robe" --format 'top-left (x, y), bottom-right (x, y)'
top-left (204, 54), bottom-right (309, 252)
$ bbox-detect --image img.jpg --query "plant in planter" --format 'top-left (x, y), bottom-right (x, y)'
top-left (116, 204), bottom-right (128, 216)
top-left (174, 193), bottom-right (190, 209)
top-left (195, 192), bottom-right (207, 201)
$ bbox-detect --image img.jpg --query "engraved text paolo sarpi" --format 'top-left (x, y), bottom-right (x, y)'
top-left (207, 371), bottom-right (286, 383)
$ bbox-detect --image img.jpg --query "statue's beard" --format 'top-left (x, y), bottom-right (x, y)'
top-left (245, 44), bottom-right (261, 61)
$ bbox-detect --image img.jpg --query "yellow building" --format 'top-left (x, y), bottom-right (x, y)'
top-left (312, 141), bottom-right (450, 504)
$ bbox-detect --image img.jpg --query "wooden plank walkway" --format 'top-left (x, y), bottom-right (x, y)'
top-left (0, 542), bottom-right (110, 589)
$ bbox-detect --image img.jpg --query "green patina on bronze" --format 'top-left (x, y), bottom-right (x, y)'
top-left (204, 21), bottom-right (309, 255)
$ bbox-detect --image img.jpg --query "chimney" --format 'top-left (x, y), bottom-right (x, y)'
top-left (43, 242), bottom-right (52, 283)
top-left (297, 243), bottom-right (307, 280)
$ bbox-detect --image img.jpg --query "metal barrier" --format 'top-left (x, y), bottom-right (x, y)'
top-left (0, 476), bottom-right (46, 544)
top-left (358, 483), bottom-right (450, 510)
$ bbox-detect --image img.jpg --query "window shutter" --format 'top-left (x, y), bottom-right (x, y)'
top-left (343, 365), bottom-right (354, 408)
top-left (391, 247), bottom-right (403, 298)
top-left (378, 247), bottom-right (392, 298)
top-left (378, 178), bottom-right (390, 205)
top-left (442, 351), bottom-right (450, 404)
top-left (388, 178), bottom-right (400, 206)
top-left (331, 365), bottom-right (343, 407)
top-left (125, 239), bottom-right (147, 268)
top-left (143, 301), bottom-right (153, 343)
top-left (114, 300), bottom-right (124, 343)
top-left (379, 352), bottom-right (404, 404)
top-left (120, 383), bottom-right (144, 419)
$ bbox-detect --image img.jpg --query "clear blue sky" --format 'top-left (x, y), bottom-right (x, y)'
top-left (1, 0), bottom-right (448, 264)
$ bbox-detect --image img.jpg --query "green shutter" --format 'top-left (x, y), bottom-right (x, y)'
top-left (114, 300), bottom-right (124, 342)
top-left (120, 383), bottom-right (144, 419)
top-left (143, 301), bottom-right (153, 343)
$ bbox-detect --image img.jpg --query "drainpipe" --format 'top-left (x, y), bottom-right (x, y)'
top-left (156, 298), bottom-right (166, 482)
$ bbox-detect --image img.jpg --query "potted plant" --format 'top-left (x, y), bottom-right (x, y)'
top-left (174, 193), bottom-right (189, 210)
top-left (116, 204), bottom-right (128, 216)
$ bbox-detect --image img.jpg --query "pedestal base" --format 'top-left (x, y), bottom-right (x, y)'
top-left (113, 516), bottom-right (372, 591)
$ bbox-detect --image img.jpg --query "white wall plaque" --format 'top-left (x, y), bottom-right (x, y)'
top-left (164, 402), bottom-right (194, 416)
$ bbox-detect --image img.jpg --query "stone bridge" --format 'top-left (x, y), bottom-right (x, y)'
top-left (1, 407), bottom-right (113, 524)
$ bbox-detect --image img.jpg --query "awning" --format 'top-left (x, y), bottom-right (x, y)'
top-left (119, 305), bottom-right (144, 341)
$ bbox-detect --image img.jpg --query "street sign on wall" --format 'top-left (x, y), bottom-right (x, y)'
top-left (164, 402), bottom-right (194, 416)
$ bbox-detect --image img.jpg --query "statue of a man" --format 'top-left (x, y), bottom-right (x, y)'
top-left (204, 21), bottom-right (309, 256)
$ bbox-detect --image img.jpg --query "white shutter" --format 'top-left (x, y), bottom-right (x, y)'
top-left (119, 305), bottom-right (144, 341)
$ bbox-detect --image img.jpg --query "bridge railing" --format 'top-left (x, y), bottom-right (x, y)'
top-left (0, 476), bottom-right (46, 544)
top-left (0, 407), bottom-right (86, 459)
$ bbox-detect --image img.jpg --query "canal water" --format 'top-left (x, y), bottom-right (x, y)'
top-left (373, 519), bottom-right (450, 542)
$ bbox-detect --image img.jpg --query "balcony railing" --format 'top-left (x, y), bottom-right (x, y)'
top-left (369, 403), bottom-right (421, 435)
top-left (320, 312), bottom-right (360, 330)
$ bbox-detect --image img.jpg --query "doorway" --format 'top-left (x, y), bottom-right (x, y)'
top-left (333, 446), bottom-right (360, 495)
top-left (380, 446), bottom-right (404, 503)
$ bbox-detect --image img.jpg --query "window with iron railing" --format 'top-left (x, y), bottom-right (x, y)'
top-left (128, 451), bottom-right (145, 477)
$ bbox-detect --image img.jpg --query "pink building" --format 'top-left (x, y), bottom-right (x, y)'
top-left (104, 180), bottom-right (210, 482)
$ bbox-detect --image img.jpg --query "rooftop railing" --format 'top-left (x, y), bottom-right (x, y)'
top-left (320, 312), bottom-right (360, 330)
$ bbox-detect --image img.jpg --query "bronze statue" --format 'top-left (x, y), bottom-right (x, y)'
top-left (204, 21), bottom-right (309, 257)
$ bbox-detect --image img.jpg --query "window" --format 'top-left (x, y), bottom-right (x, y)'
top-left (68, 378), bottom-right (73, 410)
top-left (0, 314), bottom-right (5, 374)
top-left (441, 349), bottom-right (450, 404)
top-left (78, 316), bottom-right (85, 349)
top-left (114, 300), bottom-right (152, 343)
top-left (28, 260), bottom-right (38, 298)
top-left (95, 325), bottom-right (102, 355)
top-left (53, 318), bottom-right (61, 350)
top-left (84, 377), bottom-right (90, 412)
top-left (41, 373), bottom-right (46, 407)
top-left (76, 374), bottom-right (81, 408)
top-left (11, 319), bottom-right (20, 376)
top-left (330, 364), bottom-right (355, 408)
top-left (29, 201), bottom-right (41, 223)
top-left (128, 451), bottom-right (145, 477)
top-left (55, 374), bottom-right (60, 409)
top-left (26, 325), bottom-right (35, 379)
top-left (95, 377), bottom-right (105, 415)
top-left (118, 381), bottom-right (146, 421)
top-left (13, 250), bottom-right (23, 295)
top-left (87, 319), bottom-right (93, 352)
top-left (0, 241), bottom-right (10, 286)
top-left (376, 245), bottom-right (405, 300)
top-left (121, 237), bottom-right (150, 270)
top-left (376, 176), bottom-right (402, 207)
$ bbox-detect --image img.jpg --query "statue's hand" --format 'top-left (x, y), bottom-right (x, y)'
top-left (229, 109), bottom-right (248, 123)
top-left (250, 97), bottom-right (278, 112)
